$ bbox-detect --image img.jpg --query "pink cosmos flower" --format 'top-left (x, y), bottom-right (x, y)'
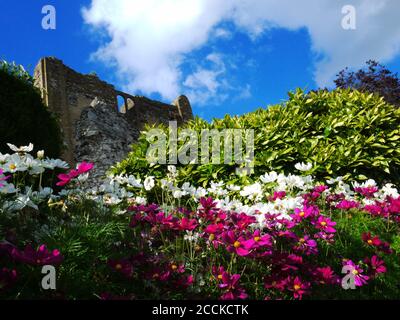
top-left (56, 173), bottom-right (72, 186)
top-left (76, 161), bottom-right (94, 174)
top-left (174, 217), bottom-right (198, 231)
top-left (243, 230), bottom-right (272, 250)
top-left (218, 271), bottom-right (248, 300)
top-left (313, 216), bottom-right (336, 233)
top-left (364, 255), bottom-right (387, 277)
top-left (221, 231), bottom-right (250, 256)
top-left (293, 235), bottom-right (318, 255)
top-left (343, 260), bottom-right (369, 287)
top-left (354, 186), bottom-right (378, 198)
top-left (229, 213), bottom-right (256, 230)
top-left (269, 191), bottom-right (286, 201)
top-left (287, 276), bottom-right (310, 300)
top-left (361, 232), bottom-right (382, 247)
top-left (11, 244), bottom-right (63, 266)
top-left (56, 162), bottom-right (94, 187)
top-left (314, 185), bottom-right (328, 193)
top-left (336, 200), bottom-right (360, 210)
top-left (292, 205), bottom-right (318, 221)
top-left (108, 259), bottom-right (134, 278)
top-left (313, 266), bottom-right (339, 285)
top-left (361, 232), bottom-right (392, 254)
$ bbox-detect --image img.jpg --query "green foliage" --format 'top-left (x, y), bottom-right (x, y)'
top-left (113, 88), bottom-right (400, 186)
top-left (0, 60), bottom-right (62, 157)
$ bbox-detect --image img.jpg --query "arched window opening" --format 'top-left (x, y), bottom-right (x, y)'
top-left (117, 95), bottom-right (126, 113)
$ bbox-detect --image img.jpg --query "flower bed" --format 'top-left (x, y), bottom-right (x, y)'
top-left (1, 145), bottom-right (400, 299)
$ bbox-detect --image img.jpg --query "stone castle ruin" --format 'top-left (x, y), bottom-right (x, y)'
top-left (33, 57), bottom-right (193, 181)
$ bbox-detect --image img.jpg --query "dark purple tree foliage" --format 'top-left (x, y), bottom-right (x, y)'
top-left (334, 60), bottom-right (400, 107)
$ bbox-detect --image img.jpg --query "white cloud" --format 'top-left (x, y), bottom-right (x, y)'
top-left (83, 0), bottom-right (400, 104)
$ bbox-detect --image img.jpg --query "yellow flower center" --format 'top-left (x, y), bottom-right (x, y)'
top-left (115, 264), bottom-right (122, 270)
top-left (299, 211), bottom-right (305, 217)
top-left (171, 264), bottom-right (178, 270)
top-left (367, 239), bottom-right (373, 245)
top-left (9, 164), bottom-right (16, 170)
top-left (320, 221), bottom-right (327, 226)
top-left (352, 269), bottom-right (359, 275)
top-left (209, 234), bottom-right (215, 241)
top-left (254, 236), bottom-right (261, 242)
top-left (217, 274), bottom-right (223, 280)
top-left (299, 238), bottom-right (305, 243)
top-left (294, 284), bottom-right (301, 291)
top-left (233, 241), bottom-right (241, 248)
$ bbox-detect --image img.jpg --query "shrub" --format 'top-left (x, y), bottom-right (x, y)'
top-left (0, 60), bottom-right (62, 158)
top-left (112, 88), bottom-right (400, 186)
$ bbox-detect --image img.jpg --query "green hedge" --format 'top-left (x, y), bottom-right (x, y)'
top-left (112, 89), bottom-right (400, 186)
top-left (0, 60), bottom-right (62, 157)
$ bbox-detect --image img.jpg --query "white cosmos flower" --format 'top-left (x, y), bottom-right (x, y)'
top-left (194, 187), bottom-right (207, 199)
top-left (0, 153), bottom-right (10, 164)
top-left (144, 176), bottom-right (155, 191)
top-left (135, 196), bottom-right (147, 205)
top-left (295, 162), bottom-right (313, 171)
top-left (127, 175), bottom-right (142, 188)
top-left (24, 156), bottom-right (45, 175)
top-left (4, 154), bottom-right (27, 173)
top-left (326, 176), bottom-right (343, 185)
top-left (181, 182), bottom-right (195, 196)
top-left (172, 188), bottom-right (183, 199)
top-left (353, 179), bottom-right (377, 189)
top-left (7, 143), bottom-right (34, 153)
top-left (43, 158), bottom-right (69, 170)
top-left (226, 184), bottom-right (241, 191)
top-left (167, 165), bottom-right (177, 175)
top-left (380, 183), bottom-right (399, 199)
top-left (260, 171), bottom-right (278, 184)
top-left (240, 183), bottom-right (262, 200)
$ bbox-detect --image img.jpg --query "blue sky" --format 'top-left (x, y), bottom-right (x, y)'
top-left (1, 1), bottom-right (400, 121)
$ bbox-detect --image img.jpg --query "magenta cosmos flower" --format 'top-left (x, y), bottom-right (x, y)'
top-left (293, 235), bottom-right (318, 255)
top-left (364, 255), bottom-right (387, 277)
top-left (108, 258), bottom-right (134, 278)
top-left (218, 271), bottom-right (248, 300)
top-left (243, 230), bottom-right (272, 250)
top-left (314, 216), bottom-right (336, 233)
top-left (336, 199), bottom-right (360, 210)
top-left (174, 217), bottom-right (198, 231)
top-left (56, 161), bottom-right (94, 186)
top-left (314, 266), bottom-right (339, 285)
top-left (343, 260), bottom-right (369, 287)
top-left (287, 276), bottom-right (310, 300)
top-left (221, 231), bottom-right (250, 256)
top-left (11, 244), bottom-right (63, 266)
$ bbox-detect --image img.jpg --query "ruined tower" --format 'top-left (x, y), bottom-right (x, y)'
top-left (33, 57), bottom-right (193, 166)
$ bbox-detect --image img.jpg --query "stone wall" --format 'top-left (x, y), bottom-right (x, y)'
top-left (33, 57), bottom-right (193, 179)
top-left (75, 99), bottom-right (139, 184)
